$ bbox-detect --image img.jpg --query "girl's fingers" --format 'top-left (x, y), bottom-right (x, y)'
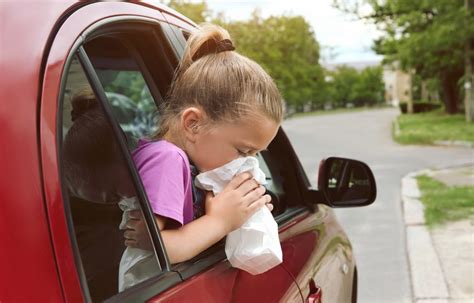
top-left (123, 229), bottom-right (136, 239)
top-left (205, 191), bottom-right (214, 201)
top-left (243, 185), bottom-right (266, 204)
top-left (236, 178), bottom-right (260, 196)
top-left (225, 172), bottom-right (253, 190)
top-left (247, 194), bottom-right (271, 213)
top-left (124, 239), bottom-right (137, 247)
top-left (128, 210), bottom-right (142, 220)
top-left (265, 202), bottom-right (274, 212)
top-left (126, 220), bottom-right (138, 230)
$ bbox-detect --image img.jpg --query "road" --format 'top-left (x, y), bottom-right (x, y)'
top-left (282, 108), bottom-right (473, 303)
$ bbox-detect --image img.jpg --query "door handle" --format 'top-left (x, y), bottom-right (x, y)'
top-left (306, 279), bottom-right (322, 303)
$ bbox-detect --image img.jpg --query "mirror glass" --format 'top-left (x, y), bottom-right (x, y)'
top-left (321, 157), bottom-right (375, 206)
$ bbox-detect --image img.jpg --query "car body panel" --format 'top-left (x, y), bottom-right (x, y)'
top-left (279, 205), bottom-right (355, 302)
top-left (0, 1), bottom-right (81, 301)
top-left (149, 260), bottom-right (300, 303)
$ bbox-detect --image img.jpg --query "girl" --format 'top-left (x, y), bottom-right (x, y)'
top-left (124, 23), bottom-right (284, 264)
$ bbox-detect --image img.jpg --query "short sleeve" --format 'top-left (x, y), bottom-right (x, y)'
top-left (134, 147), bottom-right (190, 226)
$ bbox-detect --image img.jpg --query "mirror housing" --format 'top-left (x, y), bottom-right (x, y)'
top-left (317, 157), bottom-right (376, 207)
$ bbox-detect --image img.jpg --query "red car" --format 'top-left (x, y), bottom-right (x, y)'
top-left (0, 1), bottom-right (376, 302)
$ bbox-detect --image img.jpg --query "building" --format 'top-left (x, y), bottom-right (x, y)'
top-left (383, 62), bottom-right (412, 107)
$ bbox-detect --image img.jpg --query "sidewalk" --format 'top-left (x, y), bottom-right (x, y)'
top-left (401, 164), bottom-right (474, 303)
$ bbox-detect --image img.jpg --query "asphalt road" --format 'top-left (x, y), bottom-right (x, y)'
top-left (282, 108), bottom-right (474, 303)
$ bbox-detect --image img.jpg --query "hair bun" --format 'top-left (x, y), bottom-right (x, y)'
top-left (178, 23), bottom-right (233, 74)
top-left (192, 38), bottom-right (235, 61)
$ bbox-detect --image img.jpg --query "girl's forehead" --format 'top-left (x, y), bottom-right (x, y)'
top-left (214, 115), bottom-right (279, 147)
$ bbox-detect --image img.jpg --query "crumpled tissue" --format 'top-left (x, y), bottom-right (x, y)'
top-left (195, 156), bottom-right (282, 275)
top-left (118, 197), bottom-right (158, 292)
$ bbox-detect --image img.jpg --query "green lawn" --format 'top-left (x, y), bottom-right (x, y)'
top-left (416, 175), bottom-right (474, 227)
top-left (394, 110), bottom-right (474, 145)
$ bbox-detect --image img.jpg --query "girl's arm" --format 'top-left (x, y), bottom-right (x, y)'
top-left (124, 173), bottom-right (271, 264)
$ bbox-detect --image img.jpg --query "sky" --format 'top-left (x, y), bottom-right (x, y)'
top-left (202, 0), bottom-right (383, 65)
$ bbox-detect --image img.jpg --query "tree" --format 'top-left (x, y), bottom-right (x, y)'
top-left (215, 11), bottom-right (325, 109)
top-left (329, 66), bottom-right (359, 107)
top-left (351, 66), bottom-right (385, 106)
top-left (165, 3), bottom-right (326, 110)
top-left (166, 0), bottom-right (210, 23)
top-left (325, 65), bottom-right (384, 107)
top-left (334, 0), bottom-right (474, 114)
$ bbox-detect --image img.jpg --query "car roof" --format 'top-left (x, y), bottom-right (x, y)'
top-left (0, 0), bottom-right (192, 109)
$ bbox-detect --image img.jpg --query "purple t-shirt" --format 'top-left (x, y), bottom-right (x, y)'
top-left (132, 139), bottom-right (194, 226)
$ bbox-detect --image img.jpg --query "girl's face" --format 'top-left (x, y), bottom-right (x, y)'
top-left (185, 112), bottom-right (279, 172)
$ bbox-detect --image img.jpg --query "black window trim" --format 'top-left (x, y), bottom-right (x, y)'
top-left (160, 21), bottom-right (184, 57)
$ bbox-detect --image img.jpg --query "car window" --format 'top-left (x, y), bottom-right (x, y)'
top-left (83, 25), bottom-right (177, 151)
top-left (60, 55), bottom-right (162, 302)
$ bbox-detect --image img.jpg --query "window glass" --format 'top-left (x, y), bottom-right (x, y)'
top-left (257, 151), bottom-right (288, 216)
top-left (84, 36), bottom-right (161, 150)
top-left (61, 55), bottom-right (161, 302)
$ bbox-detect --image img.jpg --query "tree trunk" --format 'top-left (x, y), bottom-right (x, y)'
top-left (440, 69), bottom-right (463, 114)
top-left (464, 0), bottom-right (474, 122)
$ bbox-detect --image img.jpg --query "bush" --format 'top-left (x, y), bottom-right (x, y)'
top-left (399, 102), bottom-right (442, 114)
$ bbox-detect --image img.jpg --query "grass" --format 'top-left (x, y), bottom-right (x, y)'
top-left (394, 109), bottom-right (474, 145)
top-left (416, 175), bottom-right (474, 227)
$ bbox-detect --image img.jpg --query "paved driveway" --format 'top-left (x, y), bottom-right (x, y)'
top-left (283, 108), bottom-right (473, 303)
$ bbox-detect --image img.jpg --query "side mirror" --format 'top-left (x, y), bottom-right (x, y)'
top-left (318, 157), bottom-right (376, 207)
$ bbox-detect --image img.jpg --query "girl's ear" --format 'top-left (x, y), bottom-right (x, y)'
top-left (181, 107), bottom-right (205, 143)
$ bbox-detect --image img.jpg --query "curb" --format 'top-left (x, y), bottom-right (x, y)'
top-left (433, 140), bottom-right (473, 149)
top-left (401, 170), bottom-right (450, 302)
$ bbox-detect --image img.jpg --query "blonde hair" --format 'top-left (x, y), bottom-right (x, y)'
top-left (155, 23), bottom-right (283, 138)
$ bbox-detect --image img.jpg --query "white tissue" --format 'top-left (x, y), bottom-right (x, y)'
top-left (194, 156), bottom-right (283, 275)
top-left (118, 197), bottom-right (157, 292)
top-left (195, 157), bottom-right (266, 195)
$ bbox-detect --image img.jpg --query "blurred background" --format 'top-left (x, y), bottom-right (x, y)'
top-left (164, 1), bottom-right (473, 302)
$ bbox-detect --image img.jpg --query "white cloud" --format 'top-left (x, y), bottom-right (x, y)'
top-left (203, 0), bottom-right (383, 64)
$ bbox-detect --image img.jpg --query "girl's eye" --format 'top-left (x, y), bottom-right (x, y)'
top-left (238, 149), bottom-right (249, 156)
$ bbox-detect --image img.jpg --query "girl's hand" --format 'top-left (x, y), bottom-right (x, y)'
top-left (204, 172), bottom-right (271, 233)
top-left (123, 210), bottom-right (153, 251)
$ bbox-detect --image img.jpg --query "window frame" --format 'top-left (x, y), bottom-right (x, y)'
top-left (56, 17), bottom-right (185, 303)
